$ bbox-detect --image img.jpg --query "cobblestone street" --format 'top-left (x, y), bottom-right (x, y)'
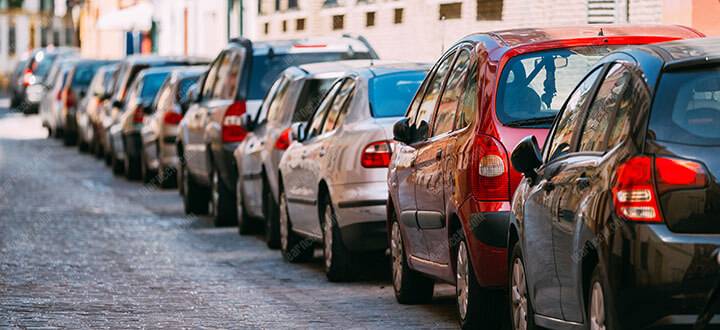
top-left (0, 98), bottom-right (458, 328)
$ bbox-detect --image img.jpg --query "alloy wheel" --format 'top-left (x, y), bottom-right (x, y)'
top-left (323, 207), bottom-right (334, 271)
top-left (511, 257), bottom-right (529, 330)
top-left (590, 281), bottom-right (606, 330)
top-left (456, 241), bottom-right (470, 321)
top-left (279, 192), bottom-right (289, 252)
top-left (390, 221), bottom-right (403, 292)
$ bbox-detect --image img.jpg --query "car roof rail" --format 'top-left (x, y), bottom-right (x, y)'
top-left (341, 33), bottom-right (379, 59)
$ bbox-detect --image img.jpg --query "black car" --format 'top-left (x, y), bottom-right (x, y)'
top-left (508, 37), bottom-right (720, 330)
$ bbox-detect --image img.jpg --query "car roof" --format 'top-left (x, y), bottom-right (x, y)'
top-left (123, 55), bottom-right (209, 65)
top-left (366, 62), bottom-right (431, 77)
top-left (138, 66), bottom-right (182, 76)
top-left (234, 36), bottom-right (372, 56)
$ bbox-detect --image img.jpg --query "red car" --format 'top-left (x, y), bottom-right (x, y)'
top-left (386, 25), bottom-right (703, 328)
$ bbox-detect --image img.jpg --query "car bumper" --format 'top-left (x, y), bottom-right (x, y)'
top-left (459, 198), bottom-right (512, 288)
top-left (332, 181), bottom-right (389, 252)
top-left (210, 142), bottom-right (239, 191)
top-left (608, 222), bottom-right (720, 328)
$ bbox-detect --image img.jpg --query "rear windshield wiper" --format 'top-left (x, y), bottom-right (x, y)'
top-left (505, 116), bottom-right (556, 128)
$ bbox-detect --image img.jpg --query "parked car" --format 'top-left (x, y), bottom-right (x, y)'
top-left (139, 66), bottom-right (206, 187)
top-left (509, 37), bottom-right (720, 330)
top-left (59, 59), bottom-right (117, 146)
top-left (16, 47), bottom-right (79, 114)
top-left (108, 67), bottom-right (175, 179)
top-left (40, 58), bottom-right (78, 138)
top-left (77, 64), bottom-right (119, 156)
top-left (9, 59), bottom-right (29, 109)
top-left (100, 56), bottom-right (208, 166)
top-left (278, 61), bottom-right (429, 281)
top-left (178, 36), bottom-right (379, 227)
top-left (385, 25), bottom-right (703, 329)
top-left (234, 61), bottom-right (367, 247)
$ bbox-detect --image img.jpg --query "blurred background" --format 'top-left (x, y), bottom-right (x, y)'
top-left (1, 0), bottom-right (720, 91)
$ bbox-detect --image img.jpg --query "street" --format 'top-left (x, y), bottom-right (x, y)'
top-left (0, 97), bottom-right (458, 329)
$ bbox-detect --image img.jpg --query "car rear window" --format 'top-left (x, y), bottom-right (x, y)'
top-left (141, 73), bottom-right (170, 99)
top-left (496, 46), bottom-right (619, 128)
top-left (247, 52), bottom-right (371, 100)
top-left (369, 71), bottom-right (427, 118)
top-left (292, 78), bottom-right (336, 122)
top-left (72, 63), bottom-right (105, 87)
top-left (649, 67), bottom-right (720, 146)
top-left (177, 76), bottom-right (199, 100)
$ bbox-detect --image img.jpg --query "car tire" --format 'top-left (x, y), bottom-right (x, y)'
top-left (182, 163), bottom-right (209, 215)
top-left (235, 180), bottom-right (254, 235)
top-left (63, 131), bottom-right (75, 146)
top-left (124, 155), bottom-right (141, 180)
top-left (111, 146), bottom-right (124, 175)
top-left (390, 217), bottom-right (434, 304)
top-left (140, 150), bottom-right (156, 184)
top-left (279, 188), bottom-right (313, 263)
top-left (210, 170), bottom-right (236, 227)
top-left (157, 164), bottom-right (177, 189)
top-left (263, 176), bottom-right (280, 249)
top-left (321, 195), bottom-right (354, 282)
top-left (589, 265), bottom-right (617, 330)
top-left (457, 237), bottom-right (507, 330)
top-left (510, 242), bottom-right (535, 330)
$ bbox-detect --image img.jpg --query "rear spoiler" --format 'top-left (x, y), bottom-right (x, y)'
top-left (663, 56), bottom-right (720, 72)
top-left (342, 33), bottom-right (380, 59)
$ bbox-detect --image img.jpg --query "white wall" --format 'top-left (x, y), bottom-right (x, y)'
top-left (154, 0), bottom-right (227, 59)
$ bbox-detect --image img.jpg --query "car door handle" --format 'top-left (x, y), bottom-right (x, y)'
top-left (575, 177), bottom-right (590, 190)
top-left (435, 149), bottom-right (443, 160)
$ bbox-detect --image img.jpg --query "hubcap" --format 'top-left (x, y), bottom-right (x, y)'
top-left (456, 242), bottom-right (470, 320)
top-left (590, 281), bottom-right (606, 330)
top-left (511, 257), bottom-right (529, 330)
top-left (323, 207), bottom-right (333, 271)
top-left (211, 172), bottom-right (219, 216)
top-left (390, 222), bottom-right (403, 292)
top-left (279, 192), bottom-right (289, 252)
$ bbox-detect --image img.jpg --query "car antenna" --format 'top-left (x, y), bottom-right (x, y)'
top-left (598, 28), bottom-right (604, 36)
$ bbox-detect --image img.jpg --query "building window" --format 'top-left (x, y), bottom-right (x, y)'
top-left (282, 20), bottom-right (287, 32)
top-left (8, 25), bottom-right (16, 56)
top-left (587, 0), bottom-right (617, 24)
top-left (324, 0), bottom-right (338, 7)
top-left (296, 18), bottom-right (306, 31)
top-left (275, 0), bottom-right (280, 11)
top-left (257, 0), bottom-right (263, 14)
top-left (332, 15), bottom-right (344, 30)
top-left (393, 8), bottom-right (403, 24)
top-left (366, 11), bottom-right (375, 27)
top-left (40, 27), bottom-right (48, 47)
top-left (477, 0), bottom-right (503, 21)
top-left (53, 29), bottom-right (60, 46)
top-left (65, 27), bottom-right (74, 46)
top-left (288, 0), bottom-right (298, 9)
top-left (439, 2), bottom-right (462, 20)
top-left (264, 22), bottom-right (270, 34)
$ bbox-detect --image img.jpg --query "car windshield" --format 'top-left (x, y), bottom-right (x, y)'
top-left (496, 46), bottom-right (619, 127)
top-left (369, 71), bottom-right (427, 118)
top-left (649, 66), bottom-right (720, 146)
top-left (72, 63), bottom-right (105, 87)
top-left (141, 73), bottom-right (170, 99)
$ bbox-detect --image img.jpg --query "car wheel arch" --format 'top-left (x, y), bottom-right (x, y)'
top-left (448, 214), bottom-right (462, 274)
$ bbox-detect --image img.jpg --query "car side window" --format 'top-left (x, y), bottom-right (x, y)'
top-left (434, 49), bottom-right (471, 136)
top-left (202, 52), bottom-right (224, 100)
top-left (608, 69), bottom-right (650, 149)
top-left (323, 79), bottom-right (356, 134)
top-left (455, 60), bottom-right (478, 129)
top-left (546, 67), bottom-right (602, 161)
top-left (153, 82), bottom-right (173, 112)
top-left (412, 50), bottom-right (456, 141)
top-left (405, 73), bottom-right (429, 123)
top-left (307, 79), bottom-right (343, 139)
top-left (257, 76), bottom-right (287, 124)
top-left (213, 50), bottom-right (242, 100)
top-left (578, 64), bottom-right (632, 153)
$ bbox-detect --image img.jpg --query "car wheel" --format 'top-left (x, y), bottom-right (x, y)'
top-left (279, 189), bottom-right (313, 263)
top-left (589, 266), bottom-right (616, 330)
top-left (390, 218), bottom-right (434, 304)
top-left (63, 130), bottom-right (75, 146)
top-left (182, 163), bottom-right (208, 215)
top-left (124, 154), bottom-right (141, 180)
top-left (210, 170), bottom-right (236, 227)
top-left (111, 146), bottom-right (124, 175)
top-left (140, 150), bottom-right (154, 184)
top-left (236, 180), bottom-right (254, 235)
top-left (457, 238), bottom-right (507, 330)
top-left (510, 242), bottom-right (535, 330)
top-left (263, 176), bottom-right (280, 249)
top-left (321, 195), bottom-right (353, 282)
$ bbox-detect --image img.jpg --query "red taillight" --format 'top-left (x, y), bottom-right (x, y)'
top-left (611, 156), bottom-right (706, 223)
top-left (22, 69), bottom-right (33, 87)
top-left (274, 127), bottom-right (292, 150)
top-left (65, 90), bottom-right (76, 108)
top-left (471, 135), bottom-right (510, 201)
top-left (361, 140), bottom-right (393, 168)
top-left (222, 101), bottom-right (247, 143)
top-left (163, 111), bottom-right (183, 125)
top-left (56, 89), bottom-right (63, 101)
top-left (132, 106), bottom-right (145, 124)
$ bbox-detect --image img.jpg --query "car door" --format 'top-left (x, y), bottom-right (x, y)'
top-left (410, 49), bottom-right (456, 261)
top-left (419, 47), bottom-right (472, 266)
top-left (523, 67), bottom-right (603, 319)
top-left (185, 51), bottom-right (224, 179)
top-left (284, 79), bottom-right (343, 236)
top-left (552, 63), bottom-right (635, 322)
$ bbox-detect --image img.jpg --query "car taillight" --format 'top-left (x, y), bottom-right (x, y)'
top-left (65, 90), bottom-right (76, 108)
top-left (611, 156), bottom-right (707, 222)
top-left (222, 101), bottom-right (247, 143)
top-left (163, 111), bottom-right (183, 125)
top-left (56, 89), bottom-right (63, 101)
top-left (22, 69), bottom-right (33, 87)
top-left (132, 106), bottom-right (145, 124)
top-left (361, 140), bottom-right (393, 168)
top-left (274, 127), bottom-right (292, 150)
top-left (471, 135), bottom-right (509, 201)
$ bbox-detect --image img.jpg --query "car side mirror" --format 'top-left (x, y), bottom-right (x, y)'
top-left (241, 113), bottom-right (255, 132)
top-left (290, 122), bottom-right (306, 142)
top-left (511, 135), bottom-right (543, 183)
top-left (393, 118), bottom-right (413, 144)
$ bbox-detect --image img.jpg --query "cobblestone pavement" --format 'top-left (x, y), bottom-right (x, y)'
top-left (0, 99), bottom-right (459, 329)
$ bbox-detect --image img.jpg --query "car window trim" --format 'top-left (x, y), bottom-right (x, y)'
top-left (305, 78), bottom-right (345, 141)
top-left (323, 76), bottom-right (357, 134)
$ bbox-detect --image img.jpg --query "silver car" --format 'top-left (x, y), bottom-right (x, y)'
top-left (139, 66), bottom-right (205, 187)
top-left (40, 58), bottom-right (77, 138)
top-left (277, 62), bottom-right (429, 281)
top-left (234, 61), bottom-right (371, 247)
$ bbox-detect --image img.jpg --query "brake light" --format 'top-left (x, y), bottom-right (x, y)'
top-left (361, 140), bottom-right (393, 168)
top-left (22, 69), bottom-right (33, 87)
top-left (274, 127), bottom-right (292, 150)
top-left (611, 156), bottom-right (706, 222)
top-left (222, 101), bottom-right (247, 143)
top-left (132, 106), bottom-right (144, 124)
top-left (163, 111), bottom-right (183, 125)
top-left (65, 90), bottom-right (76, 108)
top-left (471, 135), bottom-right (510, 201)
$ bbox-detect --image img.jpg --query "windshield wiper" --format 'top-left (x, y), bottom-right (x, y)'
top-left (505, 116), bottom-right (556, 128)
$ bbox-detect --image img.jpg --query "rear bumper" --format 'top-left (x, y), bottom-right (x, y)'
top-left (333, 181), bottom-right (389, 252)
top-left (210, 142), bottom-right (239, 191)
top-left (608, 222), bottom-right (720, 328)
top-left (460, 198), bottom-right (512, 288)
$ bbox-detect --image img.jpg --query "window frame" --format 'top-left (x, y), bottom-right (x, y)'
top-left (322, 77), bottom-right (357, 134)
top-left (305, 78), bottom-right (345, 141)
top-left (432, 46), bottom-right (473, 137)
